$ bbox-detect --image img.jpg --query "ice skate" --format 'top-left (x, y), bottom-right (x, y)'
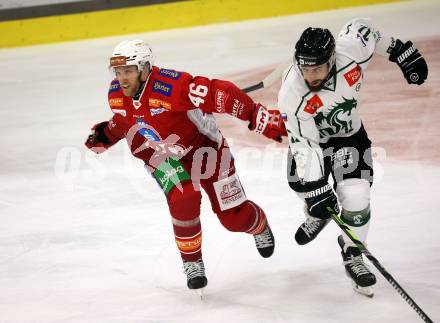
top-left (183, 259), bottom-right (207, 297)
top-left (338, 235), bottom-right (376, 297)
top-left (295, 208), bottom-right (330, 245)
top-left (253, 224), bottom-right (275, 258)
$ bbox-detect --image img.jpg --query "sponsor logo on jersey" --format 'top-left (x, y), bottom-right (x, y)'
top-left (215, 89), bottom-right (228, 113)
top-left (220, 179), bottom-right (242, 200)
top-left (331, 147), bottom-right (354, 169)
top-left (110, 56), bottom-right (126, 67)
top-left (109, 80), bottom-right (120, 93)
top-left (150, 108), bottom-right (167, 116)
top-left (344, 65), bottom-right (362, 87)
top-left (136, 119), bottom-right (161, 142)
top-left (111, 108), bottom-right (126, 116)
top-left (175, 231), bottom-right (202, 252)
top-left (304, 95), bottom-right (323, 114)
top-left (152, 80), bottom-right (173, 96)
top-left (158, 165), bottom-right (185, 185)
top-left (232, 99), bottom-right (244, 117)
top-left (109, 97), bottom-right (124, 108)
top-left (213, 174), bottom-right (247, 211)
top-left (149, 98), bottom-right (172, 110)
top-left (159, 68), bottom-right (181, 79)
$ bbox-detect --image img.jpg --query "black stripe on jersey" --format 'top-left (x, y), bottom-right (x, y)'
top-left (357, 52), bottom-right (374, 65)
top-left (337, 60), bottom-right (356, 74)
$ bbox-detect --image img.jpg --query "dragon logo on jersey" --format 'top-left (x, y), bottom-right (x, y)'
top-left (314, 97), bottom-right (357, 137)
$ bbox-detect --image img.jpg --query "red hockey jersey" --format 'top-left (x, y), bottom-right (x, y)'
top-left (106, 66), bottom-right (256, 169)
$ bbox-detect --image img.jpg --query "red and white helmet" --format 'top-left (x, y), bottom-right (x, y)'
top-left (109, 39), bottom-right (154, 73)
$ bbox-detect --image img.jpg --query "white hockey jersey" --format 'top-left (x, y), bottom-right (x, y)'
top-left (278, 18), bottom-right (395, 182)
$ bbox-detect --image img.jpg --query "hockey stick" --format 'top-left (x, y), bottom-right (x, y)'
top-left (241, 59), bottom-right (292, 93)
top-left (326, 207), bottom-right (433, 323)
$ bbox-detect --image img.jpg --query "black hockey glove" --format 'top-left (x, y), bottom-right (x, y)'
top-left (388, 39), bottom-right (428, 85)
top-left (304, 182), bottom-right (339, 220)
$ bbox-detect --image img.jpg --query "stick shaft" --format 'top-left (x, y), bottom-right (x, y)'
top-left (241, 59), bottom-right (291, 93)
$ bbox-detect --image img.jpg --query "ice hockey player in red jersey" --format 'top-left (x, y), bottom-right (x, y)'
top-left (84, 40), bottom-right (286, 292)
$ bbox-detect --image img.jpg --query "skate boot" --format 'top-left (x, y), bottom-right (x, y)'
top-left (183, 259), bottom-right (208, 291)
top-left (295, 210), bottom-right (330, 245)
top-left (253, 224), bottom-right (275, 258)
top-left (338, 235), bottom-right (376, 297)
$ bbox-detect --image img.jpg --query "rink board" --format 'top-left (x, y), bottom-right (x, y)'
top-left (0, 0), bottom-right (402, 48)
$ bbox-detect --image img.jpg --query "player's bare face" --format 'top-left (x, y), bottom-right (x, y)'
top-left (300, 63), bottom-right (330, 91)
top-left (114, 65), bottom-right (141, 97)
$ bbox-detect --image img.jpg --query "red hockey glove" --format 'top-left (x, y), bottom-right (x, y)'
top-left (249, 104), bottom-right (287, 143)
top-left (85, 121), bottom-right (120, 153)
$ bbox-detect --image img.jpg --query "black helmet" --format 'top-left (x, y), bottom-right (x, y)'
top-left (295, 27), bottom-right (335, 66)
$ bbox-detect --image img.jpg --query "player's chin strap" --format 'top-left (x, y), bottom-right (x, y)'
top-left (133, 67), bottom-right (153, 100)
top-left (326, 207), bottom-right (433, 323)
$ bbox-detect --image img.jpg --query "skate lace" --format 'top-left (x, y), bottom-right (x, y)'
top-left (302, 218), bottom-right (324, 237)
top-left (344, 255), bottom-right (371, 277)
top-left (254, 227), bottom-right (274, 248)
top-left (183, 260), bottom-right (205, 280)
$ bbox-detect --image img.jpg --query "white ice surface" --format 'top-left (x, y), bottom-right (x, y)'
top-left (1, 0), bottom-right (440, 322)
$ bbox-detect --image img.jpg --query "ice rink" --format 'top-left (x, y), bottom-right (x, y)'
top-left (1, 0), bottom-right (440, 322)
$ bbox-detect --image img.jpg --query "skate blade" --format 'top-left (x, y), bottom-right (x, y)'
top-left (351, 281), bottom-right (374, 298)
top-left (193, 288), bottom-right (205, 300)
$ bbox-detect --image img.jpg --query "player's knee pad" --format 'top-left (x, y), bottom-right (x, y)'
top-left (168, 182), bottom-right (201, 221)
top-left (217, 200), bottom-right (266, 233)
top-left (336, 178), bottom-right (370, 211)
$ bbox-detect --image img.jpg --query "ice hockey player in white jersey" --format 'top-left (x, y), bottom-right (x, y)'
top-left (279, 18), bottom-right (428, 296)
